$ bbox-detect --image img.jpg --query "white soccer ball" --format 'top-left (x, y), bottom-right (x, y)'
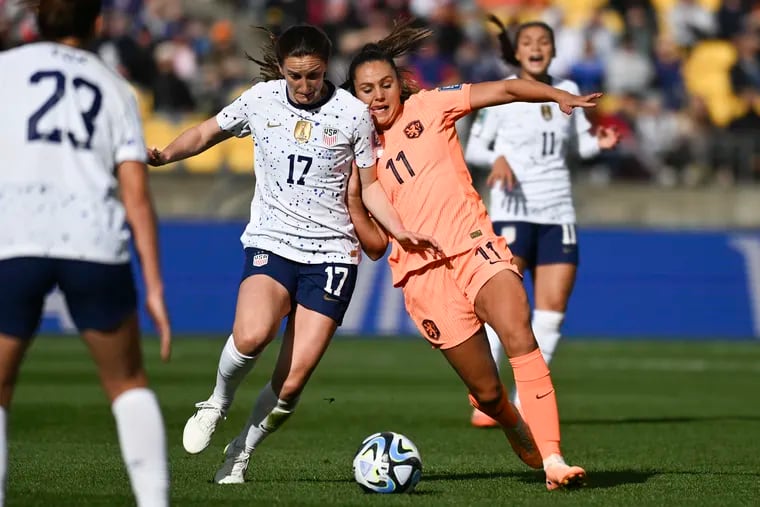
top-left (352, 431), bottom-right (422, 494)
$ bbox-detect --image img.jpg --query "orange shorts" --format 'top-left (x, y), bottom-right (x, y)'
top-left (401, 235), bottom-right (521, 349)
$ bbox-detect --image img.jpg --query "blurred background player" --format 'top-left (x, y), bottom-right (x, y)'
top-left (0, 1), bottom-right (171, 506)
top-left (148, 23), bottom-right (439, 484)
top-left (345, 20), bottom-right (597, 490)
top-left (464, 17), bottom-right (620, 428)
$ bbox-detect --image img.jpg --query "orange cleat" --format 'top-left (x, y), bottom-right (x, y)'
top-left (545, 463), bottom-right (586, 491)
top-left (470, 408), bottom-right (499, 428)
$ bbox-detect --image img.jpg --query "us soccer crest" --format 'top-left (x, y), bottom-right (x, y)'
top-left (252, 253), bottom-right (269, 267)
top-left (541, 104), bottom-right (552, 121)
top-left (404, 120), bottom-right (424, 139)
top-left (293, 120), bottom-right (313, 143)
top-left (322, 127), bottom-right (338, 147)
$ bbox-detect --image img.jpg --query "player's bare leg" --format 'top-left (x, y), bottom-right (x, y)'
top-left (474, 257), bottom-right (530, 427)
top-left (440, 330), bottom-right (542, 469)
top-left (82, 313), bottom-right (169, 506)
top-left (475, 269), bottom-right (585, 489)
top-left (215, 305), bottom-right (338, 484)
top-left (184, 275), bottom-right (290, 454)
top-left (0, 333), bottom-right (30, 506)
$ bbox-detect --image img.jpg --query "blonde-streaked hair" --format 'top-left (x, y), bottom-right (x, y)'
top-left (343, 19), bottom-right (432, 102)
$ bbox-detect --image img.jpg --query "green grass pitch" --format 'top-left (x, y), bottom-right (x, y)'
top-left (6, 336), bottom-right (760, 506)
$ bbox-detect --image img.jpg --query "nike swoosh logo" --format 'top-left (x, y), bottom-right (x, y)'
top-left (536, 390), bottom-right (554, 399)
top-left (267, 121), bottom-right (281, 128)
top-left (323, 294), bottom-right (339, 302)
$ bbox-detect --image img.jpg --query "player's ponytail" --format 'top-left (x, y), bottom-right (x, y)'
top-left (344, 18), bottom-right (431, 102)
top-left (487, 14), bottom-right (519, 67)
top-left (247, 27), bottom-right (282, 82)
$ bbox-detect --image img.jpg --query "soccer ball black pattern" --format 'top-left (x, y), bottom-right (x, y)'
top-left (352, 431), bottom-right (422, 494)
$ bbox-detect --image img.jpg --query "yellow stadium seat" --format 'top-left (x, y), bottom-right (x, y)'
top-left (129, 85), bottom-right (153, 122)
top-left (142, 116), bottom-right (182, 172)
top-left (682, 41), bottom-right (740, 127)
top-left (225, 138), bottom-right (255, 174)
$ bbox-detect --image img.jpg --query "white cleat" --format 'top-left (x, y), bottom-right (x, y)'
top-left (183, 399), bottom-right (225, 454)
top-left (214, 438), bottom-right (250, 484)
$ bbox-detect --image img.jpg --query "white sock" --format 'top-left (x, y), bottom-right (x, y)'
top-left (112, 388), bottom-right (169, 507)
top-left (211, 335), bottom-right (257, 409)
top-left (484, 324), bottom-right (505, 374)
top-left (532, 309), bottom-right (564, 365)
top-left (514, 309), bottom-right (565, 409)
top-left (0, 407), bottom-right (6, 507)
top-left (241, 382), bottom-right (299, 452)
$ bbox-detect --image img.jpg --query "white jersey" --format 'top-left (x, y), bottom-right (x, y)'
top-left (217, 80), bottom-right (376, 265)
top-left (464, 76), bottom-right (599, 224)
top-left (0, 42), bottom-right (147, 263)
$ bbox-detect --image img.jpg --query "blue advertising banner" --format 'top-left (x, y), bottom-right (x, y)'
top-left (39, 222), bottom-right (760, 340)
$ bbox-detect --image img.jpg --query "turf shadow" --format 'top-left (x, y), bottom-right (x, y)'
top-left (424, 471), bottom-right (538, 482)
top-left (562, 415), bottom-right (760, 426)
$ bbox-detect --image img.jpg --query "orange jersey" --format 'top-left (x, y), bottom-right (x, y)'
top-left (376, 84), bottom-right (495, 285)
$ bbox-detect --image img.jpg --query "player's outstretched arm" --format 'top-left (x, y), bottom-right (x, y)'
top-left (119, 160), bottom-right (172, 362)
top-left (347, 163), bottom-right (388, 260)
top-left (357, 166), bottom-right (443, 256)
top-left (469, 79), bottom-right (601, 115)
top-left (147, 117), bottom-right (233, 166)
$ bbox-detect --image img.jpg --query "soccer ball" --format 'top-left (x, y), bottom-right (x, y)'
top-left (352, 431), bottom-right (422, 494)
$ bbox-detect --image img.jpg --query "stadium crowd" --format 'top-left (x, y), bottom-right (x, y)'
top-left (2, 0), bottom-right (759, 185)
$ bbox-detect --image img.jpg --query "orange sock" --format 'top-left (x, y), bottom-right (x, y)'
top-left (509, 348), bottom-right (561, 458)
top-left (467, 387), bottom-right (517, 427)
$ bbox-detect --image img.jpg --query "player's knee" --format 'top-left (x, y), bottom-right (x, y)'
top-left (493, 320), bottom-right (535, 357)
top-left (232, 324), bottom-right (274, 355)
top-left (101, 373), bottom-right (148, 403)
top-left (469, 382), bottom-right (503, 408)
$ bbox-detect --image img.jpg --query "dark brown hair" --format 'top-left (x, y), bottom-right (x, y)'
top-left (488, 14), bottom-right (555, 67)
top-left (248, 24), bottom-right (332, 81)
top-left (343, 19), bottom-right (432, 103)
top-left (26, 0), bottom-right (102, 41)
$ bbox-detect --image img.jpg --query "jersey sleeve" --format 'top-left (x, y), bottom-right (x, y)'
top-left (419, 84), bottom-right (473, 127)
top-left (113, 86), bottom-right (148, 164)
top-left (352, 107), bottom-right (377, 169)
top-left (464, 107), bottom-right (502, 168)
top-left (216, 87), bottom-right (254, 138)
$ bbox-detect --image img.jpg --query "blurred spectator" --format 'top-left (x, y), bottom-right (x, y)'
top-left (730, 31), bottom-right (760, 94)
top-left (408, 38), bottom-right (458, 88)
top-left (605, 33), bottom-right (654, 95)
top-left (653, 37), bottom-right (686, 110)
top-left (625, 5), bottom-right (657, 57)
top-left (152, 41), bottom-right (196, 115)
top-left (569, 38), bottom-right (605, 95)
top-left (456, 37), bottom-right (507, 83)
top-left (635, 93), bottom-right (687, 186)
top-left (725, 88), bottom-right (760, 180)
top-left (717, 0), bottom-right (752, 40)
top-left (95, 11), bottom-right (156, 88)
top-left (583, 8), bottom-right (617, 62)
top-left (667, 0), bottom-right (717, 50)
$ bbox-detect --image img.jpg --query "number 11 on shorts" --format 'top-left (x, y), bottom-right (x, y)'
top-left (324, 266), bottom-right (349, 296)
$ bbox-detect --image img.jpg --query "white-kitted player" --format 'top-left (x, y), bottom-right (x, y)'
top-left (464, 16), bottom-right (619, 427)
top-left (148, 23), bottom-right (439, 484)
top-left (0, 0), bottom-right (171, 505)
